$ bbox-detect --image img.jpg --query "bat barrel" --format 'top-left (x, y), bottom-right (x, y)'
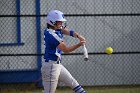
top-left (83, 45), bottom-right (88, 61)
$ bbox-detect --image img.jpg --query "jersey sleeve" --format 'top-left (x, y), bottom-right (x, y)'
top-left (50, 33), bottom-right (63, 47)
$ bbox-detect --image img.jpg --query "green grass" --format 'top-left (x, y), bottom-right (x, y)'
top-left (0, 83), bottom-right (140, 93)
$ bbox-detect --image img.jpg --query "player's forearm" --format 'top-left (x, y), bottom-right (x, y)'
top-left (64, 43), bottom-right (81, 53)
top-left (58, 43), bottom-right (81, 53)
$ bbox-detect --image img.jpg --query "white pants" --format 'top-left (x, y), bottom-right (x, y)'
top-left (41, 61), bottom-right (79, 93)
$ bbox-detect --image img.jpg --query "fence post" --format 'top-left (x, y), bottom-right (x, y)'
top-left (35, 0), bottom-right (42, 87)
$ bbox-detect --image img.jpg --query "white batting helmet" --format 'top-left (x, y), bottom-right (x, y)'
top-left (47, 10), bottom-right (67, 26)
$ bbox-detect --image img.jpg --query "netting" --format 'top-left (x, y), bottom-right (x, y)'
top-left (0, 0), bottom-right (140, 87)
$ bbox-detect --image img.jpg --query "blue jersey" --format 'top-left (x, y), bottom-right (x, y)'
top-left (44, 28), bottom-right (63, 62)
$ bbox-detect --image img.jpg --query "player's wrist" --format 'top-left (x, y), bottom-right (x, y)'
top-left (69, 29), bottom-right (80, 38)
top-left (77, 35), bottom-right (83, 40)
top-left (74, 32), bottom-right (80, 39)
top-left (69, 29), bottom-right (74, 37)
top-left (76, 34), bottom-right (80, 38)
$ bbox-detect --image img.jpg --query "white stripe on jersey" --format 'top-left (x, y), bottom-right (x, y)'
top-left (48, 29), bottom-right (63, 43)
top-left (55, 48), bottom-right (61, 59)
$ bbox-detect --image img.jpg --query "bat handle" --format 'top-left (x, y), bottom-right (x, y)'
top-left (83, 45), bottom-right (88, 61)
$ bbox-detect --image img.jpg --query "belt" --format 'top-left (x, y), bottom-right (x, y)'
top-left (45, 60), bottom-right (61, 64)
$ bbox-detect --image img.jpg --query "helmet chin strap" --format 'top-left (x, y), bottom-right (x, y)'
top-left (62, 22), bottom-right (67, 29)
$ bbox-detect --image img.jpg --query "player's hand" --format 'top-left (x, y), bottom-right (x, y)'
top-left (79, 40), bottom-right (86, 46)
top-left (78, 35), bottom-right (86, 42)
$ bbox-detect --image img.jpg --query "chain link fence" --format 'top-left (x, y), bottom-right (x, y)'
top-left (0, 0), bottom-right (140, 88)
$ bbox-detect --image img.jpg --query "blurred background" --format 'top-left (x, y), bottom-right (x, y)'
top-left (0, 0), bottom-right (140, 93)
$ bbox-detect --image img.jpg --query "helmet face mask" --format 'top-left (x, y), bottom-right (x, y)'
top-left (47, 10), bottom-right (67, 27)
top-left (55, 21), bottom-right (67, 29)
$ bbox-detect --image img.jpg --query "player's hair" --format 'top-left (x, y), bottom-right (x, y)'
top-left (47, 23), bottom-right (54, 29)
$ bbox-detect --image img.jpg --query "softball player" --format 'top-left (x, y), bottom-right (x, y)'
top-left (41, 10), bottom-right (86, 93)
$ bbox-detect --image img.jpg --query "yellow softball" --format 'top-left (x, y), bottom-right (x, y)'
top-left (105, 47), bottom-right (113, 54)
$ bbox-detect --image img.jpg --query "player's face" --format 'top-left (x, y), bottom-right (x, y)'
top-left (56, 21), bottom-right (63, 29)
